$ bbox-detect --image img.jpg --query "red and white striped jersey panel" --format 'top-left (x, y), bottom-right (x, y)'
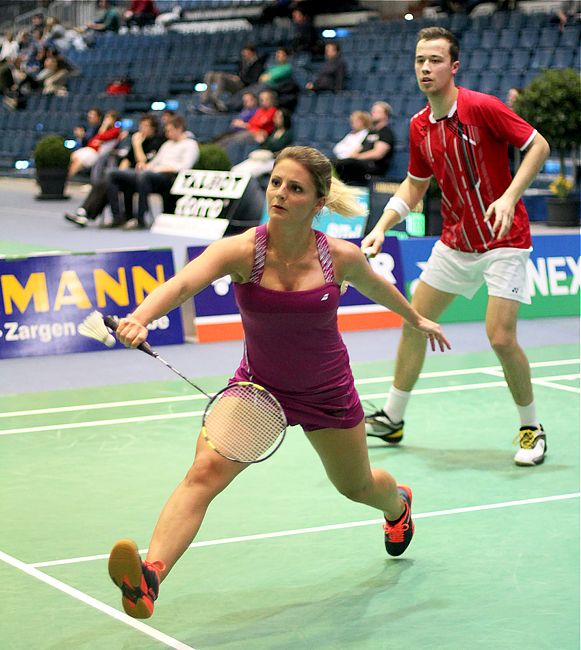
top-left (408, 87), bottom-right (535, 253)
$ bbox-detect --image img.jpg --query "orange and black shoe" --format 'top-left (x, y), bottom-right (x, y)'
top-left (384, 485), bottom-right (414, 557)
top-left (108, 539), bottom-right (165, 619)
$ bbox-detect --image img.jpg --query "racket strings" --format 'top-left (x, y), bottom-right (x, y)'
top-left (204, 384), bottom-right (287, 463)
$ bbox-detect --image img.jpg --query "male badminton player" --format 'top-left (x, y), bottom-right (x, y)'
top-left (108, 145), bottom-right (450, 618)
top-left (362, 27), bottom-right (550, 467)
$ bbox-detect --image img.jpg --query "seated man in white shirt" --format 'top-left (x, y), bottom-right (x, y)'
top-left (106, 115), bottom-right (199, 230)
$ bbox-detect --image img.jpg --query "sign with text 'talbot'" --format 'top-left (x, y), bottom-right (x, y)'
top-left (151, 169), bottom-right (254, 240)
top-left (0, 249), bottom-right (183, 358)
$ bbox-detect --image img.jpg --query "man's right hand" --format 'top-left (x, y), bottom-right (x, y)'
top-left (361, 228), bottom-right (385, 256)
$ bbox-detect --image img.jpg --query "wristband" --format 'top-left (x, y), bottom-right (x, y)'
top-left (384, 196), bottom-right (410, 223)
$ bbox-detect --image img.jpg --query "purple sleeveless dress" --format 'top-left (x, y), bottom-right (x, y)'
top-left (232, 224), bottom-right (363, 432)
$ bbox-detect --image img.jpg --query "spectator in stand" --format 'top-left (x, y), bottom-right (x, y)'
top-left (231, 108), bottom-right (294, 177)
top-left (332, 111), bottom-right (372, 160)
top-left (259, 47), bottom-right (294, 89)
top-left (199, 44), bottom-right (264, 113)
top-left (252, 0), bottom-right (294, 24)
top-left (0, 31), bottom-right (19, 62)
top-left (155, 4), bottom-right (184, 30)
top-left (81, 0), bottom-right (121, 35)
top-left (333, 101), bottom-right (394, 184)
top-left (29, 13), bottom-right (46, 37)
top-left (74, 107), bottom-right (103, 149)
top-left (292, 6), bottom-right (320, 55)
top-left (552, 0), bottom-right (581, 31)
top-left (305, 42), bottom-right (346, 92)
top-left (106, 76), bottom-right (133, 95)
top-left (36, 52), bottom-right (74, 95)
top-left (211, 91), bottom-right (258, 144)
top-left (106, 115), bottom-right (199, 230)
top-left (124, 0), bottom-right (159, 29)
top-left (227, 47), bottom-right (294, 111)
top-left (217, 89), bottom-right (278, 160)
top-left (68, 110), bottom-right (121, 178)
top-left (65, 114), bottom-right (164, 228)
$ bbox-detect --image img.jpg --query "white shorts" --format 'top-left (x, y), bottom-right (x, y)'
top-left (73, 147), bottom-right (99, 169)
top-left (419, 240), bottom-right (532, 304)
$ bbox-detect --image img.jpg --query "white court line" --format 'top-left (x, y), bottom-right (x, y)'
top-left (355, 358), bottom-right (579, 386)
top-left (1, 374), bottom-right (578, 437)
top-left (31, 492), bottom-right (580, 569)
top-left (0, 549), bottom-right (195, 650)
top-left (533, 379), bottom-right (580, 394)
top-left (1, 358), bottom-right (577, 420)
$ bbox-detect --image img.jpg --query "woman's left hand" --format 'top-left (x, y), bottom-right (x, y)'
top-left (412, 317), bottom-right (451, 352)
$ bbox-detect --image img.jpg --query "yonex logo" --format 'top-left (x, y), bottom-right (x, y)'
top-left (321, 293), bottom-right (329, 301)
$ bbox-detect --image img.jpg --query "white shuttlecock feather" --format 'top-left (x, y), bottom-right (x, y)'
top-left (78, 311), bottom-right (116, 348)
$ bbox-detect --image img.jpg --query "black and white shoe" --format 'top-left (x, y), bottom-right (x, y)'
top-left (64, 212), bottom-right (88, 227)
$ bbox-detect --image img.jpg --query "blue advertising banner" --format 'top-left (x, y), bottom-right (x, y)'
top-left (0, 249), bottom-right (183, 358)
top-left (398, 234), bottom-right (580, 322)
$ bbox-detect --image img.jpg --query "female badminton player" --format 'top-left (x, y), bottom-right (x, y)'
top-left (108, 145), bottom-right (450, 619)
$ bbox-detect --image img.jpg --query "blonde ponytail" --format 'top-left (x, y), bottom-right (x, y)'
top-left (325, 176), bottom-right (364, 217)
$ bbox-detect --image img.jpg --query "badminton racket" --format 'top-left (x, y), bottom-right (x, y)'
top-left (81, 312), bottom-right (287, 463)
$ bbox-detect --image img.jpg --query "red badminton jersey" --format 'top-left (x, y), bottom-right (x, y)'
top-left (408, 86), bottom-right (536, 252)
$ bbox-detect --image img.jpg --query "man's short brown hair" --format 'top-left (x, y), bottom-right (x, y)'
top-left (417, 27), bottom-right (460, 63)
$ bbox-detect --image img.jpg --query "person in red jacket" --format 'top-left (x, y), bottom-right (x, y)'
top-left (124, 0), bottom-right (158, 29)
top-left (68, 110), bottom-right (121, 178)
top-left (218, 89), bottom-right (277, 162)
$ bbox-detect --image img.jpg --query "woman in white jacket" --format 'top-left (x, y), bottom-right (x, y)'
top-left (332, 111), bottom-right (372, 160)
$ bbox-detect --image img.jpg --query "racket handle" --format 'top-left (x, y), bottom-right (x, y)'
top-left (103, 315), bottom-right (157, 358)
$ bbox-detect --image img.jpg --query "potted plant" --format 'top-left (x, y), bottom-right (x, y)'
top-left (33, 134), bottom-right (71, 200)
top-left (514, 68), bottom-right (581, 226)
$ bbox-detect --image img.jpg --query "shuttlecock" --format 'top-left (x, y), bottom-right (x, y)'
top-left (78, 311), bottom-right (116, 348)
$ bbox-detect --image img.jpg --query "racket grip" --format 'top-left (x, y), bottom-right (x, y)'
top-left (103, 315), bottom-right (157, 358)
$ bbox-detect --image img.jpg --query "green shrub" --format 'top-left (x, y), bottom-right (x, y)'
top-left (194, 143), bottom-right (231, 171)
top-left (33, 135), bottom-right (71, 169)
top-left (514, 68), bottom-right (581, 177)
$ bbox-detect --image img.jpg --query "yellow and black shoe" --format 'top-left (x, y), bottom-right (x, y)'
top-left (365, 409), bottom-right (404, 444)
top-left (108, 539), bottom-right (165, 619)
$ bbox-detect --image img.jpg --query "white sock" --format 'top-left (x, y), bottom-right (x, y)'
top-left (517, 401), bottom-right (540, 429)
top-left (383, 386), bottom-right (411, 423)
top-left (77, 208), bottom-right (87, 217)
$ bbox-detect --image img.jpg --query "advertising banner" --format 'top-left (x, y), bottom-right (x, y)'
top-left (186, 235), bottom-right (405, 342)
top-left (151, 169), bottom-right (262, 240)
top-left (398, 234), bottom-right (580, 323)
top-left (0, 249), bottom-right (183, 358)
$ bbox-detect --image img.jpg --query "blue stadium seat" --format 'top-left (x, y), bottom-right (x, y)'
top-left (461, 31), bottom-right (481, 50)
top-left (464, 50), bottom-right (490, 70)
top-left (479, 71), bottom-right (501, 96)
top-left (538, 28), bottom-right (560, 49)
top-left (498, 28), bottom-right (518, 50)
top-left (553, 48), bottom-right (576, 68)
top-left (480, 29), bottom-right (497, 50)
top-left (560, 26), bottom-right (581, 49)
top-left (530, 48), bottom-right (554, 70)
top-left (510, 48), bottom-right (532, 70)
top-left (519, 28), bottom-right (540, 49)
top-left (488, 49), bottom-right (509, 72)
